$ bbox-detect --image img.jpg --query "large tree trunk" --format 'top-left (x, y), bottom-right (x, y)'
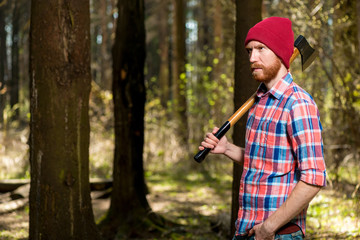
top-left (172, 0), bottom-right (188, 146)
top-left (231, 0), bottom-right (262, 236)
top-left (99, 0), bottom-right (159, 238)
top-left (29, 0), bottom-right (101, 239)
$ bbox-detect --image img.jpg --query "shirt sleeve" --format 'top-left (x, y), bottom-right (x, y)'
top-left (287, 98), bottom-right (326, 187)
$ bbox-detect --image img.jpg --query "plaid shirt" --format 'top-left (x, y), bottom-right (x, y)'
top-left (235, 72), bottom-right (326, 236)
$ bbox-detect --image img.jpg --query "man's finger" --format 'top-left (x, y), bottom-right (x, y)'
top-left (212, 127), bottom-right (219, 134)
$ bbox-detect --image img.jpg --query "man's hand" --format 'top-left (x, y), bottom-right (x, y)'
top-left (198, 127), bottom-right (245, 164)
top-left (199, 127), bottom-right (228, 154)
top-left (248, 222), bottom-right (275, 240)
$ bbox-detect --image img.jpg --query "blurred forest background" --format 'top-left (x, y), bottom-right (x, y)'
top-left (0, 0), bottom-right (360, 239)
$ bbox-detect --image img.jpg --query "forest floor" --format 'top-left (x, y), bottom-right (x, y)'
top-left (1, 121), bottom-right (360, 239)
top-left (1, 169), bottom-right (360, 240)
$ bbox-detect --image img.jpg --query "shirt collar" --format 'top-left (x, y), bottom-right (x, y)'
top-left (256, 72), bottom-right (293, 100)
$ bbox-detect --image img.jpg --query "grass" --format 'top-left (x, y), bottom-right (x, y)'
top-left (145, 166), bottom-right (360, 239)
top-left (146, 169), bottom-right (232, 239)
top-left (307, 188), bottom-right (360, 239)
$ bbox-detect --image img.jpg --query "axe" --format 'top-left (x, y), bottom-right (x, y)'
top-left (194, 35), bottom-right (317, 163)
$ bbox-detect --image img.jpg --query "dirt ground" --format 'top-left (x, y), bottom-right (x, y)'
top-left (0, 198), bottom-right (111, 240)
top-left (1, 185), bottom-right (360, 240)
top-left (0, 196), bottom-right (224, 240)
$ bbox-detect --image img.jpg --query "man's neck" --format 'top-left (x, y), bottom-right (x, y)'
top-left (264, 65), bottom-right (288, 91)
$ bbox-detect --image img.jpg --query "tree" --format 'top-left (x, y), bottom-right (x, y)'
top-left (90, 0), bottom-right (113, 90)
top-left (172, 0), bottom-right (189, 146)
top-left (10, 0), bottom-right (20, 120)
top-left (0, 0), bottom-right (7, 126)
top-left (99, 0), bottom-right (164, 238)
top-left (231, 0), bottom-right (262, 236)
top-left (158, 0), bottom-right (170, 109)
top-left (29, 0), bottom-right (101, 239)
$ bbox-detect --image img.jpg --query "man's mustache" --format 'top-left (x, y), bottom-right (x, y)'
top-left (251, 64), bottom-right (264, 69)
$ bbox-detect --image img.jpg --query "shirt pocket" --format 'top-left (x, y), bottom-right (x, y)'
top-left (256, 120), bottom-right (276, 148)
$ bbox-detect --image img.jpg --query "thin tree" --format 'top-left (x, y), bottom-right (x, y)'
top-left (99, 0), bottom-right (167, 238)
top-left (0, 0), bottom-right (7, 126)
top-left (10, 0), bottom-right (20, 119)
top-left (231, 0), bottom-right (262, 236)
top-left (172, 0), bottom-right (188, 146)
top-left (99, 0), bottom-right (112, 90)
top-left (29, 0), bottom-right (101, 239)
top-left (158, 0), bottom-right (170, 109)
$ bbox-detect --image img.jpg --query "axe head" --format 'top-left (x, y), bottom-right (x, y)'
top-left (294, 35), bottom-right (318, 71)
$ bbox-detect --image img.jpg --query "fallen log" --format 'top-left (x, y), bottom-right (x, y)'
top-left (0, 184), bottom-right (30, 214)
top-left (0, 179), bottom-right (112, 214)
top-left (90, 178), bottom-right (113, 191)
top-left (0, 198), bottom-right (28, 214)
top-left (0, 179), bottom-right (30, 193)
top-left (0, 178), bottom-right (112, 193)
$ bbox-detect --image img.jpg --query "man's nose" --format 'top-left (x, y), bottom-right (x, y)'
top-left (249, 50), bottom-right (258, 63)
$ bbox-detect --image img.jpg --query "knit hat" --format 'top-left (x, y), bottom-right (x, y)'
top-left (244, 17), bottom-right (294, 69)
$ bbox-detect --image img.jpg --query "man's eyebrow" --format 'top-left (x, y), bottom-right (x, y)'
top-left (246, 43), bottom-right (266, 49)
top-left (254, 43), bottom-right (266, 48)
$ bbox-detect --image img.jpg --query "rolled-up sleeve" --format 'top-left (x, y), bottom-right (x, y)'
top-left (287, 98), bottom-right (326, 186)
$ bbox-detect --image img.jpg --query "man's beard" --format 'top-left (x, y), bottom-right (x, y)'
top-left (251, 58), bottom-right (282, 83)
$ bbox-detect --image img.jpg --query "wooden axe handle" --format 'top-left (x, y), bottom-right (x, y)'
top-left (289, 47), bottom-right (300, 66)
top-left (194, 46), bottom-right (300, 163)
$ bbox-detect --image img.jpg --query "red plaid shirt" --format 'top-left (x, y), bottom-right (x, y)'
top-left (235, 73), bottom-right (326, 236)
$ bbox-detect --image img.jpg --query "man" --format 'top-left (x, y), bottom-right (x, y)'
top-left (199, 17), bottom-right (326, 240)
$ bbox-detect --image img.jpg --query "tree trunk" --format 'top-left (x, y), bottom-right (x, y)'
top-left (100, 0), bottom-right (111, 90)
top-left (158, 0), bottom-right (170, 109)
top-left (10, 0), bottom-right (20, 120)
top-left (231, 0), bottom-right (262, 236)
top-left (196, 0), bottom-right (212, 118)
top-left (0, 2), bottom-right (7, 126)
top-left (99, 0), bottom-right (156, 238)
top-left (212, 0), bottom-right (223, 120)
top-left (172, 0), bottom-right (188, 146)
top-left (29, 0), bottom-right (101, 239)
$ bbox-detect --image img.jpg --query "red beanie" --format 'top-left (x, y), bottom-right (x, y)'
top-left (244, 17), bottom-right (294, 69)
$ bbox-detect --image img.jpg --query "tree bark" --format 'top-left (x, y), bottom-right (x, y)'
top-left (231, 0), bottom-right (262, 236)
top-left (29, 0), bottom-right (101, 239)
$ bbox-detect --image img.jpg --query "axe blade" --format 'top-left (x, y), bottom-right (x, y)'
top-left (294, 35), bottom-right (318, 71)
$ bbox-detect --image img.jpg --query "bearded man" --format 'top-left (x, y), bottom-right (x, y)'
top-left (199, 17), bottom-right (326, 240)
